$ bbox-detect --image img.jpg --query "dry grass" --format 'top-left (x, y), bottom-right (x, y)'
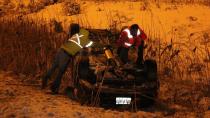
top-left (140, 8), bottom-right (210, 114)
top-left (0, 15), bottom-right (68, 77)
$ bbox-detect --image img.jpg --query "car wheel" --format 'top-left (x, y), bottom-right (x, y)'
top-left (138, 59), bottom-right (159, 107)
top-left (144, 59), bottom-right (158, 81)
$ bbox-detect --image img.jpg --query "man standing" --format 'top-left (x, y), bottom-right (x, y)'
top-left (41, 23), bottom-right (93, 94)
top-left (116, 24), bottom-right (147, 66)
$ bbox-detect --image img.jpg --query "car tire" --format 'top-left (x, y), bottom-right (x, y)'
top-left (138, 59), bottom-right (159, 107)
top-left (144, 59), bottom-right (158, 81)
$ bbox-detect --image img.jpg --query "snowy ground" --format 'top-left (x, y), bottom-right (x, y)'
top-left (1, 71), bottom-right (210, 118)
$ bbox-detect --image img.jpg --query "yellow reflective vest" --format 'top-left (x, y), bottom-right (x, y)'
top-left (61, 29), bottom-right (93, 56)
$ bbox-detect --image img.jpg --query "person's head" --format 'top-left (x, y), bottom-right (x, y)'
top-left (130, 24), bottom-right (139, 37)
top-left (69, 23), bottom-right (80, 36)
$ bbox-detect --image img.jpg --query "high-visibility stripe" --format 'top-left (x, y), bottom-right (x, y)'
top-left (124, 42), bottom-right (132, 47)
top-left (68, 34), bottom-right (84, 48)
top-left (123, 29), bottom-right (133, 38)
top-left (85, 41), bottom-right (93, 47)
top-left (137, 29), bottom-right (141, 35)
top-left (69, 40), bottom-right (83, 48)
top-left (68, 33), bottom-right (93, 48)
top-left (123, 28), bottom-right (141, 38)
top-left (69, 34), bottom-right (84, 44)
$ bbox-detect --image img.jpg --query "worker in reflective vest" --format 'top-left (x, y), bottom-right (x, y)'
top-left (41, 23), bottom-right (93, 94)
top-left (116, 24), bottom-right (147, 66)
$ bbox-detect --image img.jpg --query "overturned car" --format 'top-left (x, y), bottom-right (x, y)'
top-left (67, 45), bottom-right (159, 109)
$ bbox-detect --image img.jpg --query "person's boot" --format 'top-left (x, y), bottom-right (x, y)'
top-left (73, 88), bottom-right (78, 100)
top-left (50, 84), bottom-right (59, 94)
top-left (65, 87), bottom-right (78, 100)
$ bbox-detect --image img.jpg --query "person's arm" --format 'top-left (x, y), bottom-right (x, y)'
top-left (140, 29), bottom-right (147, 40)
top-left (135, 29), bottom-right (147, 48)
top-left (116, 31), bottom-right (128, 47)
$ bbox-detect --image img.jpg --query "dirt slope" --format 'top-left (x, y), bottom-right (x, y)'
top-left (1, 71), bottom-right (210, 118)
top-left (0, 71), bottom-right (159, 118)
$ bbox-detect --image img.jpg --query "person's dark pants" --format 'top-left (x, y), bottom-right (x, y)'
top-left (117, 40), bottom-right (144, 65)
top-left (117, 47), bottom-right (129, 64)
top-left (136, 40), bottom-right (144, 66)
top-left (42, 49), bottom-right (72, 93)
